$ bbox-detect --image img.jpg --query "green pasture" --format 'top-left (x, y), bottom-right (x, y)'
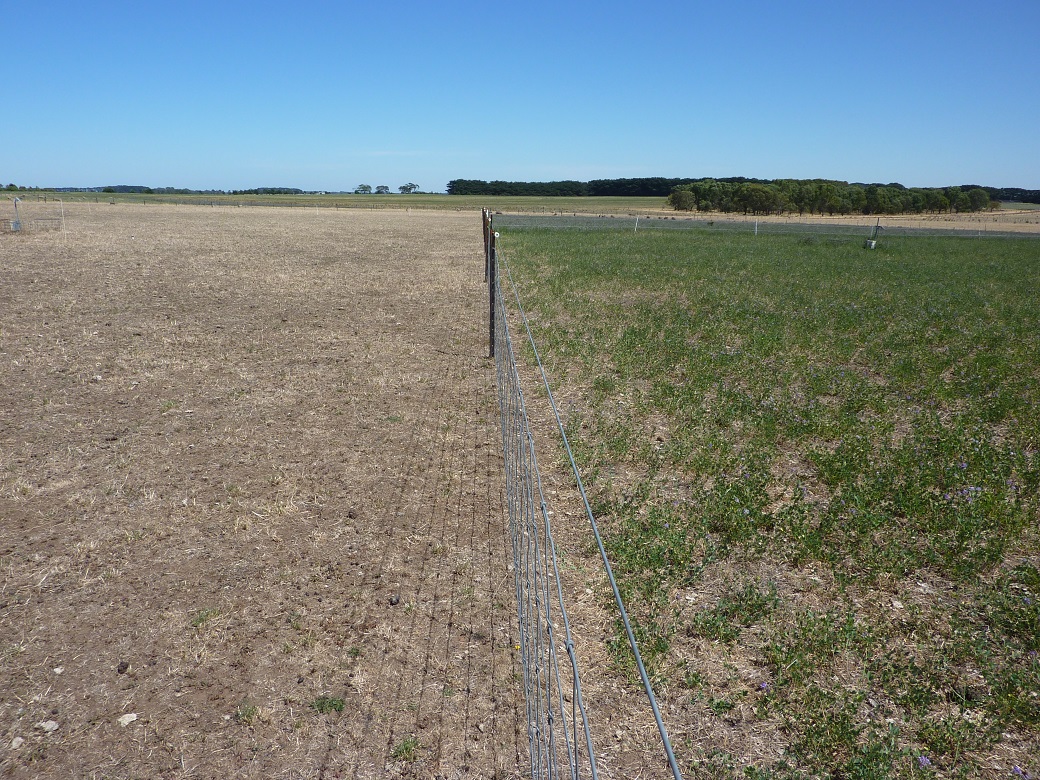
top-left (501, 227), bottom-right (1040, 778)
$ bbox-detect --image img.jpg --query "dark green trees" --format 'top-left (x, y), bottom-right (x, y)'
top-left (667, 179), bottom-right (993, 215)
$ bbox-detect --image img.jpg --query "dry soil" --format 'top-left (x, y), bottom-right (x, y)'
top-left (0, 204), bottom-right (525, 779)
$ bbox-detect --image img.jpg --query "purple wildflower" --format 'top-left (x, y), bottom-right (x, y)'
top-left (917, 755), bottom-right (932, 768)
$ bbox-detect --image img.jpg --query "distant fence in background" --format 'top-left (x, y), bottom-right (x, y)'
top-left (492, 212), bottom-right (1040, 240)
top-left (485, 209), bottom-right (682, 780)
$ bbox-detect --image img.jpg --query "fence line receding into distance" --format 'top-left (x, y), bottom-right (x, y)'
top-left (490, 212), bottom-right (1040, 240)
top-left (484, 209), bottom-right (683, 780)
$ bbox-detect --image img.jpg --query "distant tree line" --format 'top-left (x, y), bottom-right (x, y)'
top-left (94, 185), bottom-right (237, 194)
top-left (668, 179), bottom-right (994, 216)
top-left (97, 186), bottom-right (301, 195)
top-left (6, 178), bottom-right (1038, 204)
top-left (23, 184), bottom-right (426, 196)
top-left (984, 186), bottom-right (1040, 203)
top-left (228, 187), bottom-right (306, 195)
top-left (447, 179), bottom-right (591, 196)
top-left (446, 177), bottom-right (1040, 209)
top-left (447, 177), bottom-right (700, 196)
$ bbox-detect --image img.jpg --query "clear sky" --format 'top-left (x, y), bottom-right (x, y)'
top-left (7, 1), bottom-right (1039, 193)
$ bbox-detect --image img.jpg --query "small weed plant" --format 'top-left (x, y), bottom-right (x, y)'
top-left (190, 608), bottom-right (220, 629)
top-left (234, 701), bottom-right (259, 726)
top-left (503, 226), bottom-right (1040, 778)
top-left (310, 695), bottom-right (345, 714)
top-left (391, 735), bottom-right (422, 762)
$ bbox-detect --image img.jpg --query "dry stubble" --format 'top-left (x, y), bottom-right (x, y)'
top-left (0, 203), bottom-right (524, 779)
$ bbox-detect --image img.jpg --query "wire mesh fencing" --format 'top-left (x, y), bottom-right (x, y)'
top-left (485, 209), bottom-right (682, 780)
top-left (485, 205), bottom-right (1040, 780)
top-left (491, 212), bottom-right (1040, 240)
top-left (1, 197), bottom-right (66, 234)
top-left (490, 220), bottom-right (596, 779)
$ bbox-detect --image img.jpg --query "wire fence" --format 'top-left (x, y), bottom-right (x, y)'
top-left (1, 198), bottom-right (66, 234)
top-left (485, 209), bottom-right (682, 780)
top-left (491, 212), bottom-right (1040, 240)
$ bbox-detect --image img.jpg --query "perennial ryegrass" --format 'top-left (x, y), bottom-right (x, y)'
top-left (502, 227), bottom-right (1039, 778)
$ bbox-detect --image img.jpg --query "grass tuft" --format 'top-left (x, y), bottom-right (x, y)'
top-left (190, 608), bottom-right (220, 629)
top-left (390, 735), bottom-right (422, 762)
top-left (310, 695), bottom-right (345, 714)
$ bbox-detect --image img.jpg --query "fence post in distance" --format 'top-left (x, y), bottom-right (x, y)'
top-left (488, 230), bottom-right (497, 359)
top-left (483, 208), bottom-right (491, 282)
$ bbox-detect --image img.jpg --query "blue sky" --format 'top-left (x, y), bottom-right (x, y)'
top-left (7, 1), bottom-right (1039, 192)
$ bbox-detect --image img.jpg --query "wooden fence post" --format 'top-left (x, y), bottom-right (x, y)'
top-left (488, 228), bottom-right (497, 358)
top-left (482, 208), bottom-right (491, 282)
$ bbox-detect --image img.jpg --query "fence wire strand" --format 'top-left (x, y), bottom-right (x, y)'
top-left (491, 212), bottom-right (1040, 240)
top-left (486, 210), bottom-right (683, 780)
top-left (493, 231), bottom-right (597, 779)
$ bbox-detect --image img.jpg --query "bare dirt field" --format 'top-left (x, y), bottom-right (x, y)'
top-left (0, 204), bottom-right (525, 779)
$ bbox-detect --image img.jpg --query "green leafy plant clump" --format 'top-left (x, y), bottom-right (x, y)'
top-left (310, 695), bottom-right (346, 714)
top-left (234, 701), bottom-right (260, 726)
top-left (390, 735), bottom-right (422, 762)
top-left (190, 608), bottom-right (220, 629)
top-left (502, 225), bottom-right (1040, 778)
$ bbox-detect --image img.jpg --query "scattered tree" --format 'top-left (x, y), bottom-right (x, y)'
top-left (398, 183), bottom-right (419, 194)
top-left (375, 185), bottom-right (390, 195)
top-left (967, 187), bottom-right (990, 211)
top-left (354, 184), bottom-right (372, 194)
top-left (667, 189), bottom-right (696, 211)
